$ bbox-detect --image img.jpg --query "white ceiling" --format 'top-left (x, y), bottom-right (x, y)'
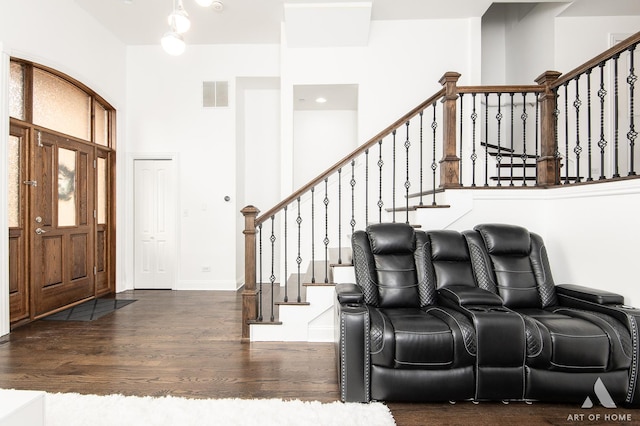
top-left (72, 0), bottom-right (640, 47)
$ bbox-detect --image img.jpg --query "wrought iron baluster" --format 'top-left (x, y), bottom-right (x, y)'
top-left (521, 93), bottom-right (528, 187)
top-left (573, 77), bottom-right (583, 183)
top-left (587, 69), bottom-right (594, 181)
top-left (296, 197), bottom-right (302, 303)
top-left (404, 121), bottom-right (411, 224)
top-left (258, 223), bottom-right (263, 322)
top-left (563, 82), bottom-right (570, 184)
top-left (283, 206), bottom-right (288, 303)
top-left (509, 92), bottom-right (514, 186)
top-left (459, 94), bottom-right (464, 186)
top-left (535, 93), bottom-right (540, 185)
top-left (269, 216), bottom-right (276, 322)
top-left (496, 93), bottom-right (503, 187)
top-left (484, 93), bottom-right (490, 187)
top-left (598, 62), bottom-right (608, 180)
top-left (419, 111), bottom-right (424, 205)
top-left (311, 186), bottom-right (316, 283)
top-left (338, 168), bottom-right (342, 265)
top-left (392, 130), bottom-right (397, 222)
top-left (365, 149), bottom-right (369, 225)
top-left (613, 53), bottom-right (621, 178)
top-left (431, 102), bottom-right (438, 206)
top-left (628, 45), bottom-right (637, 176)
top-left (378, 140), bottom-right (384, 223)
top-left (323, 178), bottom-right (330, 283)
top-left (350, 160), bottom-right (356, 235)
top-left (471, 93), bottom-right (478, 187)
top-left (553, 87), bottom-right (561, 185)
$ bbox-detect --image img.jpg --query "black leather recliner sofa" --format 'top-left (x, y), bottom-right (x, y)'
top-left (335, 222), bottom-right (640, 406)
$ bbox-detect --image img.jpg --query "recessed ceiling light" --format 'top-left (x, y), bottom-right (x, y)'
top-left (315, 97), bottom-right (327, 104)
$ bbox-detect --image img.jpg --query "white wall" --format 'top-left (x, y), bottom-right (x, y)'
top-left (505, 3), bottom-right (566, 84)
top-left (555, 16), bottom-right (640, 74)
top-left (293, 110), bottom-right (357, 188)
top-left (280, 18), bottom-right (478, 203)
top-left (125, 44), bottom-right (280, 290)
top-left (0, 0), bottom-right (127, 336)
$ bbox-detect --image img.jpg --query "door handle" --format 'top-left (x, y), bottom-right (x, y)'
top-left (35, 228), bottom-right (47, 235)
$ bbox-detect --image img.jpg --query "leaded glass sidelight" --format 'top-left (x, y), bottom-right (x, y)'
top-left (33, 68), bottom-right (91, 141)
top-left (8, 135), bottom-right (21, 228)
top-left (97, 157), bottom-right (107, 224)
top-left (9, 62), bottom-right (25, 120)
top-left (58, 147), bottom-right (77, 227)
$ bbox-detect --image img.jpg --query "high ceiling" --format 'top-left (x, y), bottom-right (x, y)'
top-left (73, 0), bottom-right (640, 47)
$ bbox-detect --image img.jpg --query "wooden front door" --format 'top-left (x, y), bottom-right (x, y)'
top-left (31, 131), bottom-right (95, 317)
top-left (8, 125), bottom-right (29, 323)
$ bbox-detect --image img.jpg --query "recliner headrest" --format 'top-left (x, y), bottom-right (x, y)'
top-left (474, 223), bottom-right (531, 255)
top-left (428, 230), bottom-right (469, 261)
top-left (367, 223), bottom-right (416, 254)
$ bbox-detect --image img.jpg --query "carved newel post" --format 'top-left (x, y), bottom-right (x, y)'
top-left (241, 205), bottom-right (260, 342)
top-left (439, 72), bottom-right (463, 188)
top-left (535, 71), bottom-right (562, 186)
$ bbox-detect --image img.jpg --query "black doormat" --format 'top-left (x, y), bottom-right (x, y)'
top-left (43, 298), bottom-right (136, 321)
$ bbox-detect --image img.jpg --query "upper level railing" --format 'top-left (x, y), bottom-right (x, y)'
top-left (240, 31), bottom-right (640, 341)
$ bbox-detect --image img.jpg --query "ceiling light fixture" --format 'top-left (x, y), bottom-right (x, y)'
top-left (167, 0), bottom-right (191, 34)
top-left (195, 0), bottom-right (214, 6)
top-left (315, 97), bottom-right (327, 104)
top-left (161, 30), bottom-right (186, 55)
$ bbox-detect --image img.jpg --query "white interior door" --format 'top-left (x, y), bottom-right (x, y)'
top-left (134, 159), bottom-right (176, 289)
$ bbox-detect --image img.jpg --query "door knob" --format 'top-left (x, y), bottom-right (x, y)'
top-left (35, 228), bottom-right (47, 235)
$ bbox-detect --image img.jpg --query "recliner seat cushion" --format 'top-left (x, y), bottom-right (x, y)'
top-left (523, 309), bottom-right (610, 371)
top-left (374, 308), bottom-right (455, 369)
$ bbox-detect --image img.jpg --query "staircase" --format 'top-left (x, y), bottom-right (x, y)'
top-left (241, 32), bottom-right (640, 342)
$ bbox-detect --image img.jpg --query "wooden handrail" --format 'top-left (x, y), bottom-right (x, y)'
top-left (255, 87), bottom-right (447, 225)
top-left (458, 85), bottom-right (544, 94)
top-left (553, 31), bottom-right (640, 88)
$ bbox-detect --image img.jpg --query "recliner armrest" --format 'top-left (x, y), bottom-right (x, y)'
top-left (336, 283), bottom-right (365, 305)
top-left (556, 284), bottom-right (624, 305)
top-left (439, 285), bottom-right (504, 307)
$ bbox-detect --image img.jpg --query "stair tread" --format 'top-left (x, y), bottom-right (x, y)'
top-left (481, 142), bottom-right (515, 153)
top-left (386, 204), bottom-right (450, 212)
top-left (275, 301), bottom-right (310, 306)
top-left (303, 282), bottom-right (337, 287)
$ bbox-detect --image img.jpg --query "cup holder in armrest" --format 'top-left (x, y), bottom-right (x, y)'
top-left (468, 307), bottom-right (488, 312)
top-left (346, 303), bottom-right (362, 308)
top-left (489, 307), bottom-right (511, 313)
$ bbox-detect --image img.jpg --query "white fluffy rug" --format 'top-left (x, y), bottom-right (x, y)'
top-left (45, 392), bottom-right (396, 426)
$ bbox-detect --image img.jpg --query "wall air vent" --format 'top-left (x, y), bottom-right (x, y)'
top-left (202, 81), bottom-right (229, 108)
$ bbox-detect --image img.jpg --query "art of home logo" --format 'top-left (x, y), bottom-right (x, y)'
top-left (566, 378), bottom-right (633, 423)
top-left (581, 377), bottom-right (616, 409)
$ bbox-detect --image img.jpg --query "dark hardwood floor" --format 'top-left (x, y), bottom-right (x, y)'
top-left (0, 290), bottom-right (635, 425)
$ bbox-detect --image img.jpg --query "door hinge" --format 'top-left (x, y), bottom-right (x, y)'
top-left (94, 210), bottom-right (97, 219)
top-left (23, 180), bottom-right (37, 187)
top-left (37, 131), bottom-right (43, 147)
top-left (94, 159), bottom-right (97, 169)
top-left (94, 266), bottom-right (97, 275)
